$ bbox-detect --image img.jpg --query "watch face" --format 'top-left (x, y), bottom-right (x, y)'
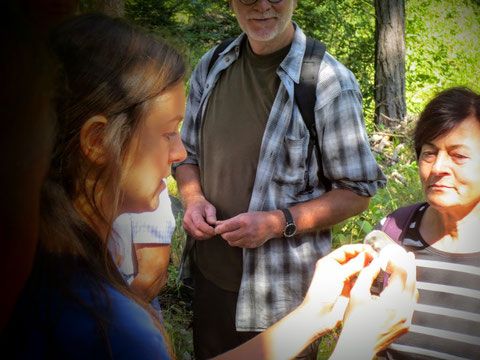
top-left (284, 223), bottom-right (297, 237)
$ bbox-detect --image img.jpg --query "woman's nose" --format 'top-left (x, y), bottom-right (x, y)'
top-left (431, 151), bottom-right (451, 174)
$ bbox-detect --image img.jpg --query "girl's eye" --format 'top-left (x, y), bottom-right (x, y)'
top-left (164, 131), bottom-right (178, 141)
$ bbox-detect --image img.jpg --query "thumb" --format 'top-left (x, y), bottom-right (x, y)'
top-left (205, 205), bottom-right (217, 225)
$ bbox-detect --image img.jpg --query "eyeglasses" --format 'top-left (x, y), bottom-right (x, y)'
top-left (238, 0), bottom-right (284, 5)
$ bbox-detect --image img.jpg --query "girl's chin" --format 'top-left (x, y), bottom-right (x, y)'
top-left (120, 198), bottom-right (158, 214)
top-left (158, 180), bottom-right (167, 194)
top-left (145, 196), bottom-right (161, 213)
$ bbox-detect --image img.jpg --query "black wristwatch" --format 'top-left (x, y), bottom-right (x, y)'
top-left (281, 208), bottom-right (297, 238)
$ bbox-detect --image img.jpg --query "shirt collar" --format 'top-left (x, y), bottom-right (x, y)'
top-left (280, 22), bottom-right (306, 84)
top-left (223, 22), bottom-right (306, 84)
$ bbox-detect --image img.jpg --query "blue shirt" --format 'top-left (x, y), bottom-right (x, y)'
top-left (3, 258), bottom-right (171, 359)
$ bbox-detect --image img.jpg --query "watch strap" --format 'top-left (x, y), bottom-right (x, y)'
top-left (281, 208), bottom-right (294, 225)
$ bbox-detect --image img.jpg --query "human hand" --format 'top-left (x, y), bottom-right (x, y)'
top-left (182, 197), bottom-right (217, 240)
top-left (331, 246), bottom-right (417, 360)
top-left (214, 211), bottom-right (281, 248)
top-left (300, 244), bottom-right (377, 332)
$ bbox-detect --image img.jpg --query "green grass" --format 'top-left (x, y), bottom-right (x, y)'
top-left (158, 212), bottom-right (194, 359)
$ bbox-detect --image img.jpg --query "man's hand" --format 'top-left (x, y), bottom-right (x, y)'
top-left (183, 197), bottom-right (217, 240)
top-left (214, 211), bottom-right (283, 248)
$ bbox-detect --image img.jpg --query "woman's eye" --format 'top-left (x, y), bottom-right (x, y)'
top-left (421, 151), bottom-right (436, 162)
top-left (452, 153), bottom-right (469, 163)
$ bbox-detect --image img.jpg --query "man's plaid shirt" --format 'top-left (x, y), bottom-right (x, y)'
top-left (173, 25), bottom-right (386, 331)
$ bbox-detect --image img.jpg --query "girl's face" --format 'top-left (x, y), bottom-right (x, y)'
top-left (419, 115), bottom-right (480, 214)
top-left (120, 82), bottom-right (187, 214)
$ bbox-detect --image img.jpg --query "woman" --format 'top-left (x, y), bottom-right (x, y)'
top-left (3, 13), bottom-right (416, 359)
top-left (376, 87), bottom-right (480, 359)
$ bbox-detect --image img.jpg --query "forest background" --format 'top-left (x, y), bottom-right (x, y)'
top-left (82, 0), bottom-right (479, 358)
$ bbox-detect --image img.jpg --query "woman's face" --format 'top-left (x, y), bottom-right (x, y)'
top-left (120, 82), bottom-right (187, 213)
top-left (419, 115), bottom-right (480, 213)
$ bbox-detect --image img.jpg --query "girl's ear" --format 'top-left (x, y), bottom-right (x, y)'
top-left (80, 115), bottom-right (108, 165)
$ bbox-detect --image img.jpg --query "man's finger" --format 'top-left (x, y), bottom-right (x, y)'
top-left (191, 213), bottom-right (215, 235)
top-left (221, 228), bottom-right (244, 242)
top-left (226, 235), bottom-right (249, 248)
top-left (205, 206), bottom-right (217, 225)
top-left (215, 218), bottom-right (241, 235)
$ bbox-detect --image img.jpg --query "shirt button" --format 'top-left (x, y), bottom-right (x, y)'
top-left (206, 84), bottom-right (209, 88)
top-left (225, 57), bottom-right (230, 63)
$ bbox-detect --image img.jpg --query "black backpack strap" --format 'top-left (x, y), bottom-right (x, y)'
top-left (380, 202), bottom-right (427, 244)
top-left (207, 38), bottom-right (235, 74)
top-left (294, 37), bottom-right (328, 193)
top-left (379, 201), bottom-right (426, 290)
top-left (208, 37), bottom-right (328, 193)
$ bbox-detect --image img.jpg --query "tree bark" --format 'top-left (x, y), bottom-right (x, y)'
top-left (96, 0), bottom-right (125, 17)
top-left (374, 0), bottom-right (406, 128)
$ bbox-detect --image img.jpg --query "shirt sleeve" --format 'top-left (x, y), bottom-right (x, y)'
top-left (172, 47), bottom-right (216, 174)
top-left (318, 87), bottom-right (386, 197)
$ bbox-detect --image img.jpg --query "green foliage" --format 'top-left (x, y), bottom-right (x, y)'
top-left (125, 0), bottom-right (240, 68)
top-left (317, 327), bottom-right (342, 360)
top-left (101, 0), bottom-right (479, 127)
top-left (166, 175), bottom-right (179, 198)
top-left (159, 213), bottom-right (193, 360)
top-left (294, 0), bottom-right (376, 122)
top-left (333, 152), bottom-right (423, 249)
top-left (170, 212), bottom-right (187, 268)
top-left (160, 266), bottom-right (194, 360)
top-left (406, 0), bottom-right (480, 113)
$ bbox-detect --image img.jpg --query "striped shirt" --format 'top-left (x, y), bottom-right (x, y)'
top-left (173, 24), bottom-right (386, 331)
top-left (378, 204), bottom-right (480, 359)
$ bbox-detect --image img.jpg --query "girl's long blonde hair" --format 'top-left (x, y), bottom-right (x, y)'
top-left (38, 13), bottom-right (186, 358)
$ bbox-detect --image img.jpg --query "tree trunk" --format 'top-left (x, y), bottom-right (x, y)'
top-left (374, 0), bottom-right (406, 128)
top-left (96, 0), bottom-right (125, 17)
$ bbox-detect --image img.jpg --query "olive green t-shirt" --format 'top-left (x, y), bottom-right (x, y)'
top-left (197, 40), bottom-right (290, 291)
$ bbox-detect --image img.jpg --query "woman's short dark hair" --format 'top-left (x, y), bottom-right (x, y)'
top-left (414, 87), bottom-right (480, 158)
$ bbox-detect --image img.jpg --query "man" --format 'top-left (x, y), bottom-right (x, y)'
top-left (173, 0), bottom-right (386, 358)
